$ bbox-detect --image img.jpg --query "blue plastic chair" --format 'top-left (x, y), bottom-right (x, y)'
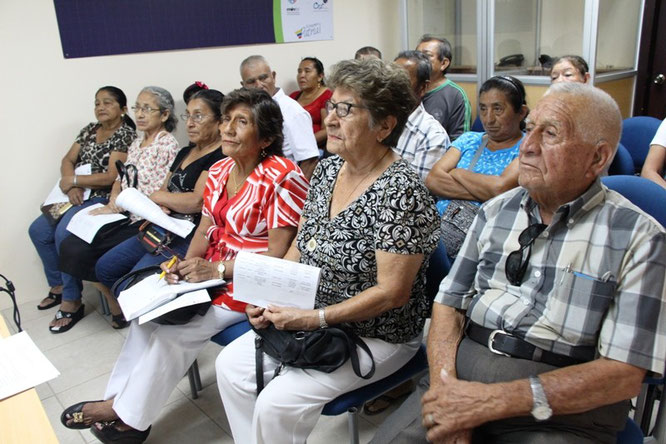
top-left (321, 242), bottom-right (450, 444)
top-left (471, 115), bottom-right (484, 132)
top-left (602, 175), bottom-right (666, 227)
top-left (620, 116), bottom-right (662, 172)
top-left (616, 417), bottom-right (644, 444)
top-left (608, 143), bottom-right (635, 176)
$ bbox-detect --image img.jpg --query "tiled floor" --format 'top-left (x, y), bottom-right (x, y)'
top-left (2, 284), bottom-right (402, 444)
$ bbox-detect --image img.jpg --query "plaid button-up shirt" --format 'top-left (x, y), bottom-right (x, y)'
top-left (435, 179), bottom-right (666, 374)
top-left (394, 103), bottom-right (450, 181)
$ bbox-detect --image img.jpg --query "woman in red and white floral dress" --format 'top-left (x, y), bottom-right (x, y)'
top-left (60, 88), bottom-right (308, 444)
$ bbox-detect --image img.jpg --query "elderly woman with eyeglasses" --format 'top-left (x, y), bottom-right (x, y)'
top-left (55, 86), bottom-right (180, 332)
top-left (94, 88), bottom-right (226, 299)
top-left (216, 58), bottom-right (439, 444)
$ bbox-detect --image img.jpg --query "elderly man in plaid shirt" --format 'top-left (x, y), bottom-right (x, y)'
top-left (372, 83), bottom-right (666, 444)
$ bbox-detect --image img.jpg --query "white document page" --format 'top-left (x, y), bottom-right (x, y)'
top-left (0, 332), bottom-right (60, 401)
top-left (137, 289), bottom-right (211, 325)
top-left (232, 251), bottom-right (320, 309)
top-left (115, 188), bottom-right (195, 238)
top-left (65, 203), bottom-right (127, 244)
top-left (43, 164), bottom-right (92, 205)
top-left (118, 273), bottom-right (224, 321)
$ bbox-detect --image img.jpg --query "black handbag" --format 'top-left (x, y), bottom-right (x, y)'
top-left (110, 265), bottom-right (214, 325)
top-left (253, 323), bottom-right (375, 394)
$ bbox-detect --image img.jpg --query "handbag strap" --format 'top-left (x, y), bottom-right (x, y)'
top-left (110, 265), bottom-right (162, 296)
top-left (465, 135), bottom-right (489, 172)
top-left (345, 329), bottom-right (375, 380)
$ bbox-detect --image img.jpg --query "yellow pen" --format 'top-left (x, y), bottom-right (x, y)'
top-left (159, 256), bottom-right (178, 281)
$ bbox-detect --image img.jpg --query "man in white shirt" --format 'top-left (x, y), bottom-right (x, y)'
top-left (240, 55), bottom-right (319, 179)
top-left (394, 50), bottom-right (450, 181)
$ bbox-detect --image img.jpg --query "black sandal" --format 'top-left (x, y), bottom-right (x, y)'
top-left (49, 304), bottom-right (85, 334)
top-left (111, 313), bottom-right (129, 330)
top-left (91, 421), bottom-right (151, 444)
top-left (37, 291), bottom-right (62, 310)
top-left (60, 400), bottom-right (105, 429)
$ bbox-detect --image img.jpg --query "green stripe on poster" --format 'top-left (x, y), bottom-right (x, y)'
top-left (273, 0), bottom-right (284, 43)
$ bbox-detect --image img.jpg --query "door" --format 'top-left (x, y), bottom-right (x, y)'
top-left (634, 0), bottom-right (666, 119)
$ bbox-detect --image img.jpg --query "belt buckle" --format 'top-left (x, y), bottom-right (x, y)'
top-left (488, 329), bottom-right (511, 357)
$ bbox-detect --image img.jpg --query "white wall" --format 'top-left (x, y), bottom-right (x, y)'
top-left (0, 0), bottom-right (401, 309)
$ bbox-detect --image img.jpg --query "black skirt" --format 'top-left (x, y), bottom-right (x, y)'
top-left (59, 219), bottom-right (141, 282)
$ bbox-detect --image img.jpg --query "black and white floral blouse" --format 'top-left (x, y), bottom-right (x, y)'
top-left (297, 155), bottom-right (440, 343)
top-left (74, 122), bottom-right (136, 199)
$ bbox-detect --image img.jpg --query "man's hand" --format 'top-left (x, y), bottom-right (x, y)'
top-left (421, 369), bottom-right (496, 442)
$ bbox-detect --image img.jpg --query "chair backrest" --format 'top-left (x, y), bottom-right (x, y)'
top-left (602, 175), bottom-right (666, 228)
top-left (425, 242), bottom-right (451, 302)
top-left (471, 115), bottom-right (484, 132)
top-left (608, 143), bottom-right (635, 176)
top-left (620, 116), bottom-right (662, 172)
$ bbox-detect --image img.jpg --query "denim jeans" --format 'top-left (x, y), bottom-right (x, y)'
top-left (28, 197), bottom-right (106, 302)
top-left (95, 234), bottom-right (191, 297)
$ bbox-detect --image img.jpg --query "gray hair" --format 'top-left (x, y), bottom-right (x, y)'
top-left (545, 82), bottom-right (621, 167)
top-left (327, 58), bottom-right (416, 147)
top-left (240, 55), bottom-right (269, 73)
top-left (140, 86), bottom-right (177, 132)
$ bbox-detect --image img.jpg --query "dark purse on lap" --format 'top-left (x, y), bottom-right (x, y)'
top-left (253, 323), bottom-right (375, 394)
top-left (111, 265), bottom-right (213, 325)
top-left (40, 202), bottom-right (73, 225)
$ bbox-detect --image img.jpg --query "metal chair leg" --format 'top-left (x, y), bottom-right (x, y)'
top-left (347, 407), bottom-right (359, 444)
top-left (99, 290), bottom-right (110, 315)
top-left (187, 360), bottom-right (200, 399)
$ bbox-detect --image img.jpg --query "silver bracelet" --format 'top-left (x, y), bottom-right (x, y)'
top-left (318, 308), bottom-right (328, 329)
top-left (73, 175), bottom-right (78, 186)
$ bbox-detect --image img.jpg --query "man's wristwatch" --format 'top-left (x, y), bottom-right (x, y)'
top-left (217, 261), bottom-right (226, 280)
top-left (529, 376), bottom-right (552, 421)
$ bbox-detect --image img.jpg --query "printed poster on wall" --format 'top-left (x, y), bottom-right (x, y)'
top-left (276, 0), bottom-right (334, 43)
top-left (53, 0), bottom-right (333, 59)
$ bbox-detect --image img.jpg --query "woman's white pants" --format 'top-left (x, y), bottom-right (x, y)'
top-left (216, 329), bottom-right (421, 444)
top-left (104, 305), bottom-right (245, 431)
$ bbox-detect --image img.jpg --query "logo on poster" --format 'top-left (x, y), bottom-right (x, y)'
top-left (286, 7), bottom-right (299, 14)
top-left (294, 23), bottom-right (321, 39)
top-left (313, 0), bottom-right (328, 10)
top-left (288, 0), bottom-right (297, 4)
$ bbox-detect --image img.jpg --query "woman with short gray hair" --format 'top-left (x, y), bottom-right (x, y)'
top-left (217, 58), bottom-right (440, 444)
top-left (55, 86), bottom-right (180, 332)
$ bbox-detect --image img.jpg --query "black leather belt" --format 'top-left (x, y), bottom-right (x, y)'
top-left (465, 322), bottom-right (595, 368)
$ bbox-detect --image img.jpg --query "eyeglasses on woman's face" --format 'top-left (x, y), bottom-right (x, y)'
top-left (325, 100), bottom-right (368, 118)
top-left (180, 113), bottom-right (211, 123)
top-left (131, 105), bottom-right (161, 114)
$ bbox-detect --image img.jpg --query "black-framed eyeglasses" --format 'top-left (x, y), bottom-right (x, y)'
top-left (325, 100), bottom-right (368, 118)
top-left (505, 223), bottom-right (547, 286)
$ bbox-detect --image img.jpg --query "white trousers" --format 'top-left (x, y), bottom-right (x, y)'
top-left (104, 305), bottom-right (245, 431)
top-left (216, 329), bottom-right (422, 444)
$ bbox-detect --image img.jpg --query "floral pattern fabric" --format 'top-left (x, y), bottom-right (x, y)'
top-left (297, 156), bottom-right (440, 343)
top-left (74, 122), bottom-right (136, 199)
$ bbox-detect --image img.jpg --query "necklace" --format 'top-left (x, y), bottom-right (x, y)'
top-left (229, 164), bottom-right (254, 196)
top-left (306, 149), bottom-right (391, 253)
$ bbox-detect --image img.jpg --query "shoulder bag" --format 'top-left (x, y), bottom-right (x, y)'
top-left (440, 135), bottom-right (488, 259)
top-left (253, 323), bottom-right (375, 394)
